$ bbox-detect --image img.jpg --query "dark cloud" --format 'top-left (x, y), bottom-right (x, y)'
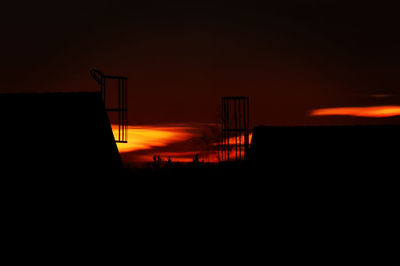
top-left (2, 1), bottom-right (400, 125)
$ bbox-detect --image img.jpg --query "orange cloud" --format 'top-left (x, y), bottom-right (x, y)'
top-left (112, 125), bottom-right (194, 153)
top-left (310, 106), bottom-right (400, 118)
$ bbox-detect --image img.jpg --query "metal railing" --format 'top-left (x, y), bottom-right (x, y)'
top-left (91, 69), bottom-right (128, 143)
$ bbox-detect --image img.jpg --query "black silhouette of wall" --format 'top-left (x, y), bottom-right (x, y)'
top-left (0, 92), bottom-right (122, 177)
top-left (248, 125), bottom-right (400, 175)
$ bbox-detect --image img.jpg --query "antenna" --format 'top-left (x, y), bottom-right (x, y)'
top-left (91, 69), bottom-right (128, 143)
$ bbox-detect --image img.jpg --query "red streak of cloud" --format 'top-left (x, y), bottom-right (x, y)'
top-left (310, 106), bottom-right (400, 118)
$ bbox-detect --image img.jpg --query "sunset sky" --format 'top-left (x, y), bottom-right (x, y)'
top-left (2, 1), bottom-right (400, 125)
top-left (2, 1), bottom-right (400, 162)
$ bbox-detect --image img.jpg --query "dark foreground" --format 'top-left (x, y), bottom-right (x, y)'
top-left (1, 92), bottom-right (397, 261)
top-left (4, 160), bottom-right (397, 264)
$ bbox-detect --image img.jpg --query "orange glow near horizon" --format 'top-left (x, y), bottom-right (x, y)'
top-left (112, 125), bottom-right (194, 154)
top-left (311, 106), bottom-right (400, 118)
top-left (111, 124), bottom-right (253, 163)
top-left (134, 151), bottom-right (216, 163)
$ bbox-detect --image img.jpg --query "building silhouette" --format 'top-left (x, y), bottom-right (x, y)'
top-left (248, 125), bottom-right (400, 175)
top-left (0, 92), bottom-right (123, 177)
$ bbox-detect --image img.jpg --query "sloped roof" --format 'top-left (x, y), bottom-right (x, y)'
top-left (0, 92), bottom-right (122, 176)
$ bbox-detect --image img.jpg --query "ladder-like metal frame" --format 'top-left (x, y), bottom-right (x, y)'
top-left (91, 69), bottom-right (128, 143)
top-left (221, 97), bottom-right (249, 161)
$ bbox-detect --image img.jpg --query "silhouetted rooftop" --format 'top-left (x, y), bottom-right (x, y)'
top-left (0, 92), bottom-right (122, 176)
top-left (249, 125), bottom-right (400, 174)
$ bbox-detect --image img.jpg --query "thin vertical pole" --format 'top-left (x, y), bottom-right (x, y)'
top-left (235, 99), bottom-right (238, 160)
top-left (224, 98), bottom-right (227, 161)
top-left (101, 77), bottom-right (104, 100)
top-left (225, 99), bottom-right (227, 161)
top-left (122, 79), bottom-right (125, 142)
top-left (124, 79), bottom-right (128, 142)
top-left (101, 77), bottom-right (103, 100)
top-left (242, 98), bottom-right (245, 159)
top-left (122, 79), bottom-right (124, 142)
top-left (221, 98), bottom-right (223, 161)
top-left (246, 97), bottom-right (249, 159)
top-left (221, 97), bottom-right (226, 161)
top-left (238, 98), bottom-right (242, 160)
top-left (103, 77), bottom-right (106, 107)
top-left (118, 79), bottom-right (121, 142)
top-left (244, 98), bottom-right (247, 158)
top-left (227, 99), bottom-right (230, 161)
top-left (123, 79), bottom-right (125, 142)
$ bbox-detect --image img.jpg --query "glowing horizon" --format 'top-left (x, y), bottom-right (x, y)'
top-left (112, 124), bottom-right (252, 163)
top-left (112, 125), bottom-right (195, 154)
top-left (112, 124), bottom-right (220, 163)
top-left (310, 105), bottom-right (400, 118)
